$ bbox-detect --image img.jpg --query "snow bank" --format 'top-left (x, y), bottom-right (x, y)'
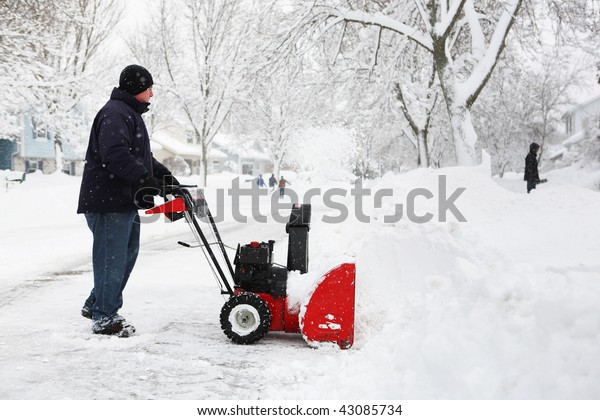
top-left (268, 164), bottom-right (600, 399)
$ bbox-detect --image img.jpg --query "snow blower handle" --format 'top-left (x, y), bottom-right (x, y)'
top-left (166, 184), bottom-right (197, 202)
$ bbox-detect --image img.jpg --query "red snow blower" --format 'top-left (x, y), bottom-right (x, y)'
top-left (145, 187), bottom-right (356, 349)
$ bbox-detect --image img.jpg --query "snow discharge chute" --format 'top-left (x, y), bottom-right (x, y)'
top-left (146, 187), bottom-right (356, 349)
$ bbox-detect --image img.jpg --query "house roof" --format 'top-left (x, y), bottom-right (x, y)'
top-left (212, 133), bottom-right (270, 161)
top-left (151, 131), bottom-right (226, 159)
top-left (563, 130), bottom-right (585, 146)
top-left (564, 93), bottom-right (600, 117)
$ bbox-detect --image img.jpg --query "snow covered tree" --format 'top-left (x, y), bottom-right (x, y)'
top-left (472, 60), bottom-right (530, 176)
top-left (0, 0), bottom-right (55, 140)
top-left (524, 52), bottom-right (589, 164)
top-left (1, 0), bottom-right (122, 172)
top-left (244, 71), bottom-right (303, 179)
top-left (333, 14), bottom-right (440, 168)
top-left (147, 0), bottom-right (270, 186)
top-left (473, 46), bottom-right (589, 176)
top-left (321, 0), bottom-right (525, 166)
top-left (236, 46), bottom-right (330, 179)
top-left (299, 6), bottom-right (440, 169)
top-left (544, 0), bottom-right (600, 51)
top-left (393, 76), bottom-right (439, 167)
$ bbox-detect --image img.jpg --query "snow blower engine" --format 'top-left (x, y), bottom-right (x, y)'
top-left (145, 187), bottom-right (356, 349)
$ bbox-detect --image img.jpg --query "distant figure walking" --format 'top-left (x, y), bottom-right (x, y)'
top-left (524, 142), bottom-right (547, 193)
top-left (268, 174), bottom-right (277, 191)
top-left (256, 174), bottom-right (266, 188)
top-left (278, 176), bottom-right (291, 198)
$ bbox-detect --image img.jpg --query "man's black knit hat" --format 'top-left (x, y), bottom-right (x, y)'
top-left (119, 64), bottom-right (153, 96)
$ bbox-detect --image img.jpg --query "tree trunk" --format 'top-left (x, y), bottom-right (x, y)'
top-left (436, 58), bottom-right (479, 166)
top-left (273, 159), bottom-right (281, 179)
top-left (417, 131), bottom-right (430, 167)
top-left (201, 142), bottom-right (208, 187)
top-left (449, 105), bottom-right (478, 166)
top-left (54, 136), bottom-right (64, 174)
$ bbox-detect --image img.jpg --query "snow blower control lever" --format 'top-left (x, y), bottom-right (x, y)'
top-left (146, 187), bottom-right (356, 349)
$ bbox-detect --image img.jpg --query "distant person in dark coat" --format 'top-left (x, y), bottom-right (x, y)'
top-left (278, 176), bottom-right (291, 198)
top-left (524, 142), bottom-right (547, 193)
top-left (77, 64), bottom-right (179, 337)
top-left (257, 174), bottom-right (266, 188)
top-left (268, 174), bottom-right (277, 191)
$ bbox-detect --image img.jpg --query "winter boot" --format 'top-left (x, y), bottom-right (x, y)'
top-left (81, 306), bottom-right (92, 319)
top-left (93, 315), bottom-right (135, 337)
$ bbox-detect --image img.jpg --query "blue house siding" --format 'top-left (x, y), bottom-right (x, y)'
top-left (22, 113), bottom-right (55, 159)
top-left (21, 113), bottom-right (81, 160)
top-left (8, 113), bottom-right (85, 174)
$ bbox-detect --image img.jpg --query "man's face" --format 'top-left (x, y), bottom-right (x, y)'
top-left (134, 86), bottom-right (153, 103)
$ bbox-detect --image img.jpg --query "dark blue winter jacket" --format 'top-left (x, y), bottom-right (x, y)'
top-left (77, 88), bottom-right (171, 213)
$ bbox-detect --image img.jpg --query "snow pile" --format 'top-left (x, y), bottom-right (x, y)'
top-left (1, 165), bottom-right (600, 399)
top-left (267, 165), bottom-right (600, 399)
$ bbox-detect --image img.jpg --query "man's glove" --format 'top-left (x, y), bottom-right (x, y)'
top-left (162, 174), bottom-right (181, 195)
top-left (139, 175), bottom-right (166, 196)
top-left (163, 174), bottom-right (180, 187)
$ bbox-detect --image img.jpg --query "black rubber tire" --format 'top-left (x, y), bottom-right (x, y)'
top-left (220, 292), bottom-right (271, 345)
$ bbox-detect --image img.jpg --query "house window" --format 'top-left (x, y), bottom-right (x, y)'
top-left (31, 116), bottom-right (47, 139)
top-left (242, 163), bottom-right (254, 175)
top-left (26, 160), bottom-right (44, 172)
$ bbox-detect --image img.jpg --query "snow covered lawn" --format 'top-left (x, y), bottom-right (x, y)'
top-left (1, 166), bottom-right (599, 399)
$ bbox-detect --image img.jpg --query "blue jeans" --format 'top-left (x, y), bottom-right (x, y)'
top-left (83, 211), bottom-right (140, 320)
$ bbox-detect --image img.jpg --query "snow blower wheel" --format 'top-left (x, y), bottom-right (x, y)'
top-left (220, 292), bottom-right (271, 345)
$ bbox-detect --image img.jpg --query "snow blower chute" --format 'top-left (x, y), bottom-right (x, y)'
top-left (145, 187), bottom-right (356, 349)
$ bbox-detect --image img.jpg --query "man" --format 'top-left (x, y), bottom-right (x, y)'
top-left (257, 174), bottom-right (266, 188)
top-left (268, 174), bottom-right (277, 191)
top-left (524, 142), bottom-right (547, 193)
top-left (77, 64), bottom-right (178, 337)
top-left (278, 176), bottom-right (291, 198)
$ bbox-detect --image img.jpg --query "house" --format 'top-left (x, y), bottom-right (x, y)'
top-left (0, 112), bottom-right (274, 177)
top-left (2, 113), bottom-right (84, 175)
top-left (151, 128), bottom-right (272, 177)
top-left (212, 133), bottom-right (271, 175)
top-left (549, 93), bottom-right (600, 165)
top-left (151, 128), bottom-right (227, 175)
top-left (563, 94), bottom-right (600, 138)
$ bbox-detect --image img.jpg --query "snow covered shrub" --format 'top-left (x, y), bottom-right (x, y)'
top-left (163, 156), bottom-right (191, 177)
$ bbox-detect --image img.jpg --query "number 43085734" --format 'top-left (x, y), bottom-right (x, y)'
top-left (338, 404), bottom-right (402, 416)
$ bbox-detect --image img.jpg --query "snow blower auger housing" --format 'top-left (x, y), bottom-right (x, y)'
top-left (145, 187), bottom-right (356, 349)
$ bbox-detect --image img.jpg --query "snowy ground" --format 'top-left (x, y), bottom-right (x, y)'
top-left (1, 163), bottom-right (600, 400)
